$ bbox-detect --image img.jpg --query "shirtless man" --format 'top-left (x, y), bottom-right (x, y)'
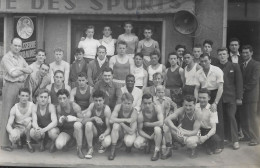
top-left (134, 93), bottom-right (164, 161)
top-left (82, 90), bottom-right (112, 159)
top-left (55, 89), bottom-right (84, 159)
top-left (6, 88), bottom-right (35, 152)
top-left (108, 93), bottom-right (138, 160)
top-left (30, 88), bottom-right (59, 153)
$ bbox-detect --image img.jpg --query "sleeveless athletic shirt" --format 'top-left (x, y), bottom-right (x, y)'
top-left (143, 106), bottom-right (158, 123)
top-left (184, 63), bottom-right (198, 86)
top-left (101, 39), bottom-right (115, 56)
top-left (90, 105), bottom-right (107, 133)
top-left (50, 84), bottom-right (65, 106)
top-left (36, 104), bottom-right (51, 128)
top-left (165, 67), bottom-right (183, 89)
top-left (132, 65), bottom-right (145, 87)
top-left (118, 105), bottom-right (133, 127)
top-left (179, 112), bottom-right (195, 131)
top-left (75, 86), bottom-right (91, 110)
top-left (59, 102), bottom-right (77, 130)
top-left (113, 56), bottom-right (130, 81)
top-left (141, 40), bottom-right (156, 56)
top-left (148, 64), bottom-right (163, 81)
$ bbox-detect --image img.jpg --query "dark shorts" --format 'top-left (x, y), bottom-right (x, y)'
top-left (59, 122), bottom-right (76, 137)
top-left (93, 122), bottom-right (106, 136)
top-left (143, 127), bottom-right (154, 136)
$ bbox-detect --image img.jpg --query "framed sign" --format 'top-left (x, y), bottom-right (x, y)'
top-left (14, 16), bottom-right (37, 63)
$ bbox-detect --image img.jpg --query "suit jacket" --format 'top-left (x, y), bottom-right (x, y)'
top-left (241, 59), bottom-right (260, 103)
top-left (143, 85), bottom-right (171, 97)
top-left (216, 61), bottom-right (243, 103)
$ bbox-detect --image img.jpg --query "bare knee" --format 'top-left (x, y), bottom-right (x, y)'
top-left (163, 125), bottom-right (170, 133)
top-left (85, 122), bottom-right (93, 131)
top-left (124, 135), bottom-right (135, 147)
top-left (112, 123), bottom-right (121, 132)
top-left (154, 126), bottom-right (162, 135)
top-left (186, 137), bottom-right (198, 149)
top-left (74, 122), bottom-right (83, 130)
top-left (102, 136), bottom-right (111, 148)
top-left (48, 128), bottom-right (59, 139)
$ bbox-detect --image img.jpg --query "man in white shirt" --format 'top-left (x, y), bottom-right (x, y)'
top-left (228, 38), bottom-right (242, 64)
top-left (29, 49), bottom-right (46, 75)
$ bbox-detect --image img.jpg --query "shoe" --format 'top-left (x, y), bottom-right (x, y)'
top-left (17, 140), bottom-right (23, 149)
top-left (85, 147), bottom-right (94, 159)
top-left (62, 144), bottom-right (69, 152)
top-left (161, 147), bottom-right (172, 160)
top-left (206, 148), bottom-right (213, 155)
top-left (239, 137), bottom-right (250, 142)
top-left (49, 142), bottom-right (56, 153)
top-left (248, 141), bottom-right (258, 146)
top-left (125, 146), bottom-right (132, 153)
top-left (77, 147), bottom-right (85, 159)
top-left (39, 140), bottom-right (45, 152)
top-left (144, 141), bottom-right (151, 154)
top-left (233, 142), bottom-right (240, 150)
top-left (172, 142), bottom-right (179, 150)
top-left (214, 148), bottom-right (223, 154)
top-left (108, 144), bottom-right (116, 160)
top-left (98, 145), bottom-right (106, 154)
top-left (26, 142), bottom-right (35, 153)
top-left (189, 148), bottom-right (197, 159)
top-left (1, 146), bottom-right (13, 152)
top-left (151, 150), bottom-right (160, 161)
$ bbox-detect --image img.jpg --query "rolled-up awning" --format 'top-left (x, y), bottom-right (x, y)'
top-left (0, 0), bottom-right (195, 15)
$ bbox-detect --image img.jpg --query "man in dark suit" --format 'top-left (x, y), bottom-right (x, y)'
top-left (240, 45), bottom-right (260, 146)
top-left (216, 47), bottom-right (243, 150)
top-left (228, 38), bottom-right (243, 65)
top-left (202, 39), bottom-right (219, 66)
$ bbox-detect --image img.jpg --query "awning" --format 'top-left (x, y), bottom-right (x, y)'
top-left (0, 0), bottom-right (195, 15)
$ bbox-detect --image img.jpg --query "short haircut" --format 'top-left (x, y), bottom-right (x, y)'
top-left (40, 63), bottom-right (50, 69)
top-left (121, 92), bottom-right (134, 102)
top-left (183, 50), bottom-right (192, 56)
top-left (142, 93), bottom-right (153, 101)
top-left (242, 45), bottom-right (253, 52)
top-left (168, 52), bottom-right (178, 58)
top-left (74, 48), bottom-right (85, 55)
top-left (143, 25), bottom-right (153, 32)
top-left (156, 85), bottom-right (165, 91)
top-left (124, 21), bottom-right (133, 27)
top-left (198, 88), bottom-right (210, 96)
top-left (217, 47), bottom-right (228, 54)
top-left (97, 45), bottom-right (107, 52)
top-left (183, 95), bottom-right (196, 104)
top-left (200, 53), bottom-right (211, 60)
top-left (86, 25), bottom-right (95, 31)
top-left (153, 72), bottom-right (163, 79)
top-left (54, 48), bottom-right (64, 53)
top-left (134, 52), bottom-right (144, 59)
top-left (54, 70), bottom-right (64, 76)
top-left (78, 72), bottom-right (87, 78)
top-left (11, 37), bottom-right (22, 44)
top-left (126, 74), bottom-right (135, 81)
top-left (37, 88), bottom-right (50, 97)
top-left (203, 39), bottom-right (213, 47)
top-left (175, 44), bottom-right (186, 51)
top-left (117, 40), bottom-right (127, 47)
top-left (36, 49), bottom-right (46, 55)
top-left (92, 90), bottom-right (105, 99)
top-left (56, 89), bottom-right (70, 98)
top-left (103, 25), bottom-right (111, 30)
top-left (19, 87), bottom-right (30, 95)
top-left (229, 37), bottom-right (240, 45)
top-left (193, 44), bottom-right (202, 50)
top-left (150, 50), bottom-right (161, 58)
top-left (103, 67), bottom-right (113, 74)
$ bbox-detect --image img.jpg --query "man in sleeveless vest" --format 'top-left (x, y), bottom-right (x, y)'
top-left (30, 88), bottom-right (60, 153)
top-left (162, 95), bottom-right (201, 159)
top-left (88, 45), bottom-right (109, 87)
top-left (6, 88), bottom-right (35, 152)
top-left (70, 72), bottom-right (93, 111)
top-left (82, 90), bottom-right (112, 159)
top-left (108, 93), bottom-right (138, 160)
top-left (99, 26), bottom-right (116, 60)
top-left (55, 89), bottom-right (84, 159)
top-left (134, 93), bottom-right (164, 161)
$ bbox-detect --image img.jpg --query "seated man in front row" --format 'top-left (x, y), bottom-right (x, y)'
top-left (82, 90), bottom-right (112, 159)
top-left (30, 88), bottom-right (60, 153)
top-left (55, 89), bottom-right (84, 159)
top-left (108, 93), bottom-right (138, 160)
top-left (6, 88), bottom-right (35, 152)
top-left (134, 93), bottom-right (164, 161)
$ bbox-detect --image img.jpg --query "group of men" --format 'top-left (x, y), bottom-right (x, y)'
top-left (0, 23), bottom-right (259, 162)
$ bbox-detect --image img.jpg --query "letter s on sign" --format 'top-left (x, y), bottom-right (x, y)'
top-left (64, 0), bottom-right (75, 10)
top-left (90, 0), bottom-right (103, 10)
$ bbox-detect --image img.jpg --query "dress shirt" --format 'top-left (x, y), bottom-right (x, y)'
top-left (195, 103), bottom-right (218, 129)
top-left (230, 52), bottom-right (240, 64)
top-left (97, 57), bottom-right (107, 67)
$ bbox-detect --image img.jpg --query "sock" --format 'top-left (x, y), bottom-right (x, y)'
top-left (155, 146), bottom-right (160, 152)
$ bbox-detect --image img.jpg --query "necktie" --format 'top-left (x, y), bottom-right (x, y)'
top-left (243, 62), bottom-right (247, 70)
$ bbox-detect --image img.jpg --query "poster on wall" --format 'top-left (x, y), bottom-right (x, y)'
top-left (14, 16), bottom-right (37, 63)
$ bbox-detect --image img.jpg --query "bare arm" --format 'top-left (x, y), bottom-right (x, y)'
top-left (137, 113), bottom-right (152, 139)
top-left (120, 121), bottom-right (137, 135)
top-left (70, 88), bottom-right (76, 102)
top-left (142, 70), bottom-right (148, 90)
top-left (103, 106), bottom-right (112, 136)
top-left (110, 104), bottom-right (127, 124)
top-left (6, 107), bottom-right (16, 134)
top-left (64, 63), bottom-right (70, 85)
top-left (109, 56), bottom-right (116, 70)
top-left (179, 67), bottom-right (185, 87)
top-left (165, 107), bottom-right (183, 132)
top-left (144, 106), bottom-right (164, 127)
top-left (154, 41), bottom-right (160, 54)
top-left (214, 83), bottom-right (223, 104)
top-left (73, 102), bottom-right (83, 121)
top-left (42, 104), bottom-right (58, 132)
top-left (31, 105), bottom-right (39, 129)
top-left (136, 41), bottom-right (142, 53)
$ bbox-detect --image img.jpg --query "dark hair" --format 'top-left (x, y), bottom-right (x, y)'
top-left (124, 21), bottom-right (133, 27)
top-left (54, 70), bottom-right (64, 76)
top-left (92, 90), bottom-right (105, 99)
top-left (97, 45), bottom-right (107, 52)
top-left (74, 48), bottom-right (85, 55)
top-left (103, 25), bottom-right (111, 30)
top-left (217, 47), bottom-right (228, 54)
top-left (40, 63), bottom-right (50, 69)
top-left (183, 95), bottom-right (196, 104)
top-left (153, 72), bottom-right (163, 79)
top-left (193, 44), bottom-right (202, 50)
top-left (134, 52), bottom-right (144, 59)
top-left (168, 52), bottom-right (178, 60)
top-left (203, 39), bottom-right (213, 47)
top-left (183, 50), bottom-right (192, 56)
top-left (142, 93), bottom-right (153, 101)
top-left (200, 53), bottom-right (211, 60)
top-left (175, 44), bottom-right (186, 51)
top-left (229, 38), bottom-right (240, 45)
top-left (117, 40), bottom-right (127, 47)
top-left (126, 74), bottom-right (135, 81)
top-left (78, 72), bottom-right (87, 78)
top-left (242, 45), bottom-right (253, 52)
top-left (37, 88), bottom-right (50, 97)
top-left (11, 37), bottom-right (22, 44)
top-left (36, 49), bottom-right (46, 55)
top-left (86, 25), bottom-right (95, 31)
top-left (103, 67), bottom-right (113, 74)
top-left (54, 48), bottom-right (64, 53)
top-left (198, 88), bottom-right (210, 95)
top-left (121, 92), bottom-right (134, 102)
top-left (56, 89), bottom-right (70, 98)
top-left (19, 87), bottom-right (30, 95)
top-left (150, 50), bottom-right (161, 58)
top-left (143, 25), bottom-right (153, 32)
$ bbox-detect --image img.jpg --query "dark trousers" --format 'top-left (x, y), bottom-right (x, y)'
top-left (201, 128), bottom-right (221, 150)
top-left (222, 102), bottom-right (238, 143)
top-left (240, 102), bottom-right (259, 142)
top-left (209, 89), bottom-right (224, 149)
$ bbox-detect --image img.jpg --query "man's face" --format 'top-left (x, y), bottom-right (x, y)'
top-left (183, 100), bottom-right (195, 114)
top-left (39, 64), bottom-right (49, 77)
top-left (117, 44), bottom-right (127, 55)
top-left (150, 55), bottom-right (159, 65)
top-left (200, 56), bottom-right (211, 70)
top-left (184, 54), bottom-right (194, 65)
top-left (156, 89), bottom-right (165, 99)
top-left (93, 97), bottom-right (104, 109)
top-left (144, 29), bottom-right (152, 39)
top-left (103, 27), bottom-right (112, 37)
top-left (134, 55), bottom-right (143, 67)
top-left (11, 38), bottom-right (22, 54)
top-left (97, 48), bottom-right (106, 60)
top-left (19, 91), bottom-right (30, 104)
top-left (153, 75), bottom-right (163, 86)
top-left (218, 50), bottom-right (229, 63)
top-left (168, 55), bottom-right (178, 66)
top-left (198, 93), bottom-right (210, 107)
top-left (122, 99), bottom-right (133, 112)
top-left (126, 77), bottom-right (135, 88)
top-left (142, 98), bottom-right (153, 110)
top-left (54, 51), bottom-right (63, 62)
top-left (58, 94), bottom-right (69, 107)
top-left (242, 49), bottom-right (253, 61)
top-left (37, 92), bottom-right (49, 106)
top-left (103, 71), bottom-right (112, 83)
top-left (203, 43), bottom-right (212, 54)
top-left (124, 24), bottom-right (133, 33)
top-left (54, 72), bottom-right (64, 85)
top-left (36, 51), bottom-right (46, 63)
top-left (86, 28), bottom-right (94, 38)
top-left (229, 41), bottom-right (240, 53)
top-left (77, 76), bottom-right (87, 88)
top-left (75, 52), bottom-right (84, 61)
top-left (176, 48), bottom-right (185, 57)
top-left (193, 47), bottom-right (202, 59)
